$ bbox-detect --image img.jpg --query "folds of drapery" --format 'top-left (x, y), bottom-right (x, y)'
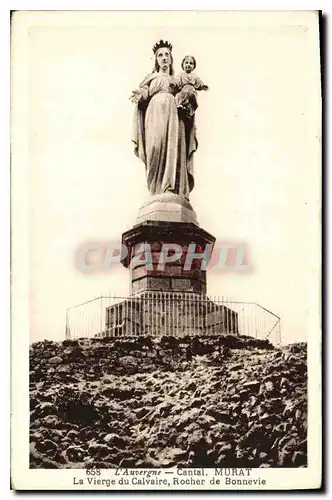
top-left (132, 73), bottom-right (198, 196)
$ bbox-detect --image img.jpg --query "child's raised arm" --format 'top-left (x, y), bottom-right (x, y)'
top-left (195, 76), bottom-right (209, 91)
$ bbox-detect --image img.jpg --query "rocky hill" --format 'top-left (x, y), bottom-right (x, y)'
top-left (29, 334), bottom-right (307, 469)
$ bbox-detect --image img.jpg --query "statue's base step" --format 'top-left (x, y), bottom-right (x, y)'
top-left (136, 193), bottom-right (198, 226)
top-left (99, 292), bottom-right (238, 338)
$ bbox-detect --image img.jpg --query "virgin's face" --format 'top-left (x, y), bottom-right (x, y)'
top-left (156, 48), bottom-right (171, 71)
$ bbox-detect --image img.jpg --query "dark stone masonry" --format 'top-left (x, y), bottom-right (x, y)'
top-left (122, 221), bottom-right (216, 295)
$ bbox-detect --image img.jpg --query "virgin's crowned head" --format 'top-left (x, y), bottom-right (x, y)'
top-left (153, 40), bottom-right (174, 75)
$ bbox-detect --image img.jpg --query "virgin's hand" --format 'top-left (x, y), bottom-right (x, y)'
top-left (130, 90), bottom-right (142, 103)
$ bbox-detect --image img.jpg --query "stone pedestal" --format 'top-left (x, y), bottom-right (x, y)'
top-left (122, 220), bottom-right (215, 295)
top-left (107, 195), bottom-right (239, 339)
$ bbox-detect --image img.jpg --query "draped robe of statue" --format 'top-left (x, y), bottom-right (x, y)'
top-left (132, 72), bottom-right (197, 199)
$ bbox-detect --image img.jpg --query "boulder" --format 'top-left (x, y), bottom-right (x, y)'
top-left (48, 356), bottom-right (63, 365)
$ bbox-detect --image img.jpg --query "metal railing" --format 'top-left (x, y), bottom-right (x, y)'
top-left (65, 292), bottom-right (281, 345)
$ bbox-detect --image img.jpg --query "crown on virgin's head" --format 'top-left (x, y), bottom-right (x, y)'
top-left (153, 40), bottom-right (173, 54)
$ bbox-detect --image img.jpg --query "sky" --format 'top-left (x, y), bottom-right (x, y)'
top-left (16, 11), bottom-right (321, 344)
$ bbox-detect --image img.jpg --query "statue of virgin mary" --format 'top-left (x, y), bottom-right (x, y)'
top-left (131, 40), bottom-right (197, 201)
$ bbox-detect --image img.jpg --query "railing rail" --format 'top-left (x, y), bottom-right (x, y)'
top-left (65, 292), bottom-right (281, 345)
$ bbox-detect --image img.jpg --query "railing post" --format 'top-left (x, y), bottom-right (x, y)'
top-left (65, 309), bottom-right (70, 339)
